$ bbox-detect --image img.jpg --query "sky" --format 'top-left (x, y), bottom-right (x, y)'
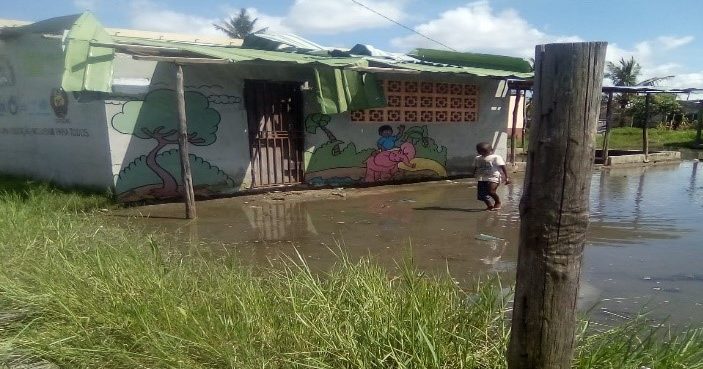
top-left (3, 0), bottom-right (703, 90)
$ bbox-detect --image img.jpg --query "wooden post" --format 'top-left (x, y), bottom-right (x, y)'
top-left (602, 92), bottom-right (613, 165)
top-left (695, 107), bottom-right (702, 147)
top-left (643, 93), bottom-right (650, 161)
top-left (510, 89), bottom-right (522, 163)
top-left (175, 64), bottom-right (197, 219)
top-left (521, 94), bottom-right (528, 151)
top-left (508, 42), bottom-right (607, 369)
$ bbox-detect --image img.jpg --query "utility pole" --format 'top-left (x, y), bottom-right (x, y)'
top-left (508, 42), bottom-right (607, 369)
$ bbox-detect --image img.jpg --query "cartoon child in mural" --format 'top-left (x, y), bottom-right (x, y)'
top-left (376, 124), bottom-right (405, 151)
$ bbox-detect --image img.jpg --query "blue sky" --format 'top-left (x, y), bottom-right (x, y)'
top-left (3, 0), bottom-right (703, 88)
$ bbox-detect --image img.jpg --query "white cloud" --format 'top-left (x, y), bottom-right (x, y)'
top-left (390, 1), bottom-right (580, 57)
top-left (657, 36), bottom-right (694, 50)
top-left (128, 0), bottom-right (221, 36)
top-left (605, 36), bottom-right (698, 88)
top-left (284, 0), bottom-right (408, 35)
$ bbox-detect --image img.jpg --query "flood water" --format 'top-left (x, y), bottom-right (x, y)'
top-left (122, 161), bottom-right (703, 325)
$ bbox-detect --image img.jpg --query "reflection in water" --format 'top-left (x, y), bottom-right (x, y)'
top-left (242, 202), bottom-right (317, 241)
top-left (126, 162), bottom-right (703, 324)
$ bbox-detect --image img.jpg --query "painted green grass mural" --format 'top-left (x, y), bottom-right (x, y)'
top-left (305, 141), bottom-right (375, 173)
top-left (116, 150), bottom-right (235, 201)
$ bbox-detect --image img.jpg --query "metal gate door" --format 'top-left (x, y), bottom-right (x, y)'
top-left (245, 81), bottom-right (304, 188)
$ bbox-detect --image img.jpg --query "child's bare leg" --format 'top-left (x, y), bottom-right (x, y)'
top-left (489, 183), bottom-right (501, 210)
top-left (482, 199), bottom-right (494, 210)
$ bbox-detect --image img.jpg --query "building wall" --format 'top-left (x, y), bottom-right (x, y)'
top-left (105, 54), bottom-right (259, 202)
top-left (506, 94), bottom-right (526, 138)
top-left (0, 34), bottom-right (114, 188)
top-left (104, 55), bottom-right (511, 200)
top-left (302, 73), bottom-right (510, 187)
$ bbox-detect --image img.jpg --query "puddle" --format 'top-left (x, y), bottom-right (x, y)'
top-left (120, 161), bottom-right (703, 325)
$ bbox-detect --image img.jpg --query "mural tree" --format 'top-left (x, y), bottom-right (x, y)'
top-left (305, 113), bottom-right (339, 147)
top-left (112, 89), bottom-right (221, 197)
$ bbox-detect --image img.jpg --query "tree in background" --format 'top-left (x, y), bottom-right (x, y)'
top-left (627, 93), bottom-right (683, 129)
top-left (605, 57), bottom-right (641, 86)
top-left (214, 8), bottom-right (258, 39)
top-left (605, 57), bottom-right (642, 127)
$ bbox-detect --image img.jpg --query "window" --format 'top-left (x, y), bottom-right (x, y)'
top-left (351, 80), bottom-right (480, 123)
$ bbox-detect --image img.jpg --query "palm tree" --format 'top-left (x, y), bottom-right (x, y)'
top-left (214, 8), bottom-right (258, 39)
top-left (605, 57), bottom-right (642, 127)
top-left (605, 57), bottom-right (641, 86)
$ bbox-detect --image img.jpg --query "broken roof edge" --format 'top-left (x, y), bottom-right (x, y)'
top-left (367, 59), bottom-right (533, 79)
top-left (0, 13), bottom-right (83, 36)
top-left (408, 48), bottom-right (533, 74)
top-left (103, 37), bottom-right (370, 68)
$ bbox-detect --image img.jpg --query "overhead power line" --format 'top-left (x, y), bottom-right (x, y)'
top-left (349, 0), bottom-right (458, 51)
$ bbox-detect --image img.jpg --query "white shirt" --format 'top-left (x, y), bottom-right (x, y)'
top-left (474, 154), bottom-right (506, 183)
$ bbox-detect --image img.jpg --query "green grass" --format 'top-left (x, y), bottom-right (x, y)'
top-left (1, 176), bottom-right (702, 368)
top-left (596, 127), bottom-right (701, 150)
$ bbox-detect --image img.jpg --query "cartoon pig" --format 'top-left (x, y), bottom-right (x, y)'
top-left (364, 142), bottom-right (416, 182)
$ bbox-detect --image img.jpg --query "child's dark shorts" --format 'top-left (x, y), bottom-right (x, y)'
top-left (477, 181), bottom-right (495, 201)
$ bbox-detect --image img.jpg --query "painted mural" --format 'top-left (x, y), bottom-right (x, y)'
top-left (304, 113), bottom-right (448, 186)
top-left (111, 89), bottom-right (235, 201)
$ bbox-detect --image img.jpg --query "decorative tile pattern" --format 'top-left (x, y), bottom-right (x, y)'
top-left (351, 79), bottom-right (480, 123)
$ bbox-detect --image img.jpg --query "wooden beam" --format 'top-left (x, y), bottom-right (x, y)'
top-left (175, 64), bottom-right (197, 219)
top-left (602, 91), bottom-right (614, 165)
top-left (508, 42), bottom-right (607, 369)
top-left (90, 41), bottom-right (181, 52)
top-left (349, 66), bottom-right (421, 74)
top-left (644, 93), bottom-right (650, 161)
top-left (510, 89), bottom-right (522, 163)
top-left (696, 107), bottom-right (703, 147)
top-left (134, 55), bottom-right (230, 64)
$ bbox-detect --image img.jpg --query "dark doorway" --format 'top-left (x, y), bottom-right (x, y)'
top-left (244, 80), bottom-right (305, 188)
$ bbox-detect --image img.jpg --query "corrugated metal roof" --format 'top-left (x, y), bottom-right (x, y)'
top-left (384, 61), bottom-right (534, 79)
top-left (110, 36), bottom-right (368, 67)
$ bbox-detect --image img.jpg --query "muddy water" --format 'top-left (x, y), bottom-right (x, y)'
top-left (123, 161), bottom-right (703, 325)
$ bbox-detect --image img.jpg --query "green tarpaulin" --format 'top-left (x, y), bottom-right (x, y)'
top-left (314, 68), bottom-right (386, 114)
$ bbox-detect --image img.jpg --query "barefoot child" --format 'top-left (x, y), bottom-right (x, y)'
top-left (473, 142), bottom-right (510, 211)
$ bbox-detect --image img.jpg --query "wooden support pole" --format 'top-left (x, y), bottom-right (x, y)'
top-left (695, 107), bottom-right (703, 147)
top-left (602, 91), bottom-right (614, 165)
top-left (643, 93), bottom-right (650, 160)
top-left (508, 42), bottom-right (607, 369)
top-left (175, 64), bottom-right (197, 219)
top-left (521, 94), bottom-right (528, 150)
top-left (510, 89), bottom-right (522, 163)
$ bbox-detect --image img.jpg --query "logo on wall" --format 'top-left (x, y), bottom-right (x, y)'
top-left (50, 88), bottom-right (68, 118)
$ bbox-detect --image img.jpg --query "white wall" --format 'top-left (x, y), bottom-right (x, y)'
top-left (0, 34), bottom-right (114, 188)
top-left (106, 54), bottom-right (253, 201)
top-left (506, 94), bottom-right (526, 134)
top-left (303, 73), bottom-right (510, 185)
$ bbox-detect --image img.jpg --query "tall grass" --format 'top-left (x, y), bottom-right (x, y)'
top-left (1, 176), bottom-right (702, 368)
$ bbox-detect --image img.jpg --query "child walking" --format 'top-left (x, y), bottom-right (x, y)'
top-left (473, 142), bottom-right (510, 211)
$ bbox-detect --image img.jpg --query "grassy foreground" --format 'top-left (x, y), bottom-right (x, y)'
top-left (596, 127), bottom-right (701, 150)
top-left (1, 177), bottom-right (703, 369)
